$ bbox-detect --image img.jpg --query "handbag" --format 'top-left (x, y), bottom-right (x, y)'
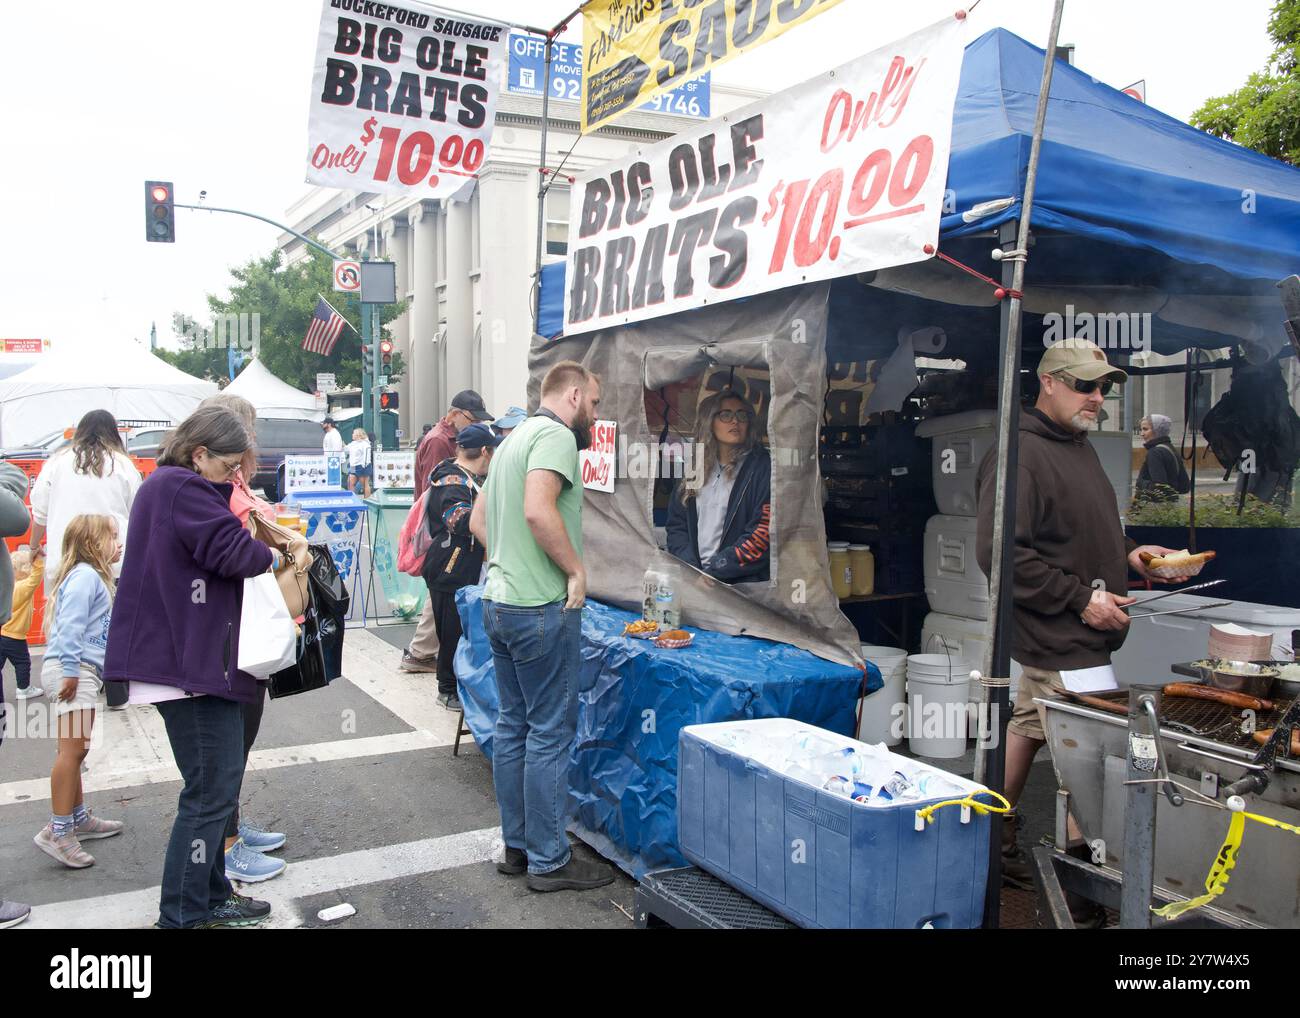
top-left (237, 573), bottom-right (299, 678)
top-left (306, 544), bottom-right (349, 617)
top-left (248, 513), bottom-right (310, 619)
top-left (268, 596), bottom-right (330, 699)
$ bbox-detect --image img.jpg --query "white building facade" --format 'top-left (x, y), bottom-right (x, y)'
top-left (280, 84), bottom-right (763, 436)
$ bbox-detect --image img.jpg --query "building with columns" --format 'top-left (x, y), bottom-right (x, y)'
top-left (279, 84), bottom-right (764, 439)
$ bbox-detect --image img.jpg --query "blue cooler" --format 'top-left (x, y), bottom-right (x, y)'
top-left (678, 718), bottom-right (992, 928)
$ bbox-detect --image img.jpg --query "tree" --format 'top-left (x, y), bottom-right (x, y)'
top-left (157, 248), bottom-right (406, 389)
top-left (1191, 0), bottom-right (1300, 165)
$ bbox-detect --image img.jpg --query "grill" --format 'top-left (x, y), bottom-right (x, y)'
top-left (1075, 690), bottom-right (1295, 752)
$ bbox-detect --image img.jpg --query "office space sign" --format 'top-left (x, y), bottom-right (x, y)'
top-left (564, 17), bottom-right (965, 334)
top-left (507, 33), bottom-right (710, 119)
top-left (306, 0), bottom-right (508, 200)
top-left (581, 0), bottom-right (843, 133)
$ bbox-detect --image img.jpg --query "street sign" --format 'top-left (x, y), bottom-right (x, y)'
top-left (316, 372), bottom-right (337, 394)
top-left (2, 339), bottom-right (45, 354)
top-left (360, 262), bottom-right (397, 304)
top-left (333, 260), bottom-right (361, 292)
top-left (1121, 79), bottom-right (1146, 103)
top-left (377, 375), bottom-right (389, 387)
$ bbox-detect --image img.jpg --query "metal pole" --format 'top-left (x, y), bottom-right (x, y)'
top-left (533, 33), bottom-right (556, 335)
top-left (1120, 687), bottom-right (1160, 928)
top-left (362, 301), bottom-right (375, 442)
top-left (980, 0), bottom-right (1068, 930)
top-left (174, 203), bottom-right (345, 261)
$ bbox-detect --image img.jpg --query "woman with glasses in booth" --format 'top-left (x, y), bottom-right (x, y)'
top-left (666, 390), bottom-right (772, 583)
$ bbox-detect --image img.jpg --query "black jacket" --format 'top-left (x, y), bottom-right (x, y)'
top-left (421, 458), bottom-right (486, 592)
top-left (1135, 437), bottom-right (1188, 500)
top-left (665, 447), bottom-right (771, 583)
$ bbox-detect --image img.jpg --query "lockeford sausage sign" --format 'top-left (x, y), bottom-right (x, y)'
top-left (564, 16), bottom-right (966, 335)
top-left (306, 0), bottom-right (508, 200)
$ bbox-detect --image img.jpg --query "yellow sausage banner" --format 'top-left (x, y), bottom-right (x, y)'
top-left (582, 0), bottom-right (845, 133)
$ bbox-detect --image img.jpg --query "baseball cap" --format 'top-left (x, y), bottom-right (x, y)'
top-left (493, 406), bottom-right (527, 431)
top-left (450, 389), bottom-right (493, 421)
top-left (456, 423), bottom-right (502, 450)
top-left (1038, 339), bottom-right (1128, 383)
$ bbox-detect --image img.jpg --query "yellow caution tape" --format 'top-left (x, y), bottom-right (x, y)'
top-left (915, 789), bottom-right (1012, 826)
top-left (1152, 809), bottom-right (1300, 919)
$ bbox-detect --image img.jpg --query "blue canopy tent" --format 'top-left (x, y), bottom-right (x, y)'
top-left (540, 28), bottom-right (1300, 355)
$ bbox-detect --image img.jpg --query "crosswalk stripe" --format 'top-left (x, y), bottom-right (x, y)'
top-left (20, 826), bottom-right (504, 929)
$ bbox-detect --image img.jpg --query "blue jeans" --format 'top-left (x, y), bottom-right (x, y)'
top-left (482, 599), bottom-right (581, 874)
top-left (155, 695), bottom-right (245, 928)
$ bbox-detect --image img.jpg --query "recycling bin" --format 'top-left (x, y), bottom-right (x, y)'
top-left (364, 488), bottom-right (427, 622)
top-left (285, 487), bottom-right (367, 622)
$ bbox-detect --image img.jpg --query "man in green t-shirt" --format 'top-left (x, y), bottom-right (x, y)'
top-left (469, 360), bottom-right (614, 892)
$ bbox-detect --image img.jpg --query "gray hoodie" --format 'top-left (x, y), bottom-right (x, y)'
top-left (0, 463), bottom-right (32, 624)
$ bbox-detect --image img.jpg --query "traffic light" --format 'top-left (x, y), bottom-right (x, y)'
top-left (379, 339), bottom-right (393, 375)
top-left (361, 344), bottom-right (373, 375)
top-left (379, 391), bottom-right (400, 410)
top-left (145, 180), bottom-right (175, 243)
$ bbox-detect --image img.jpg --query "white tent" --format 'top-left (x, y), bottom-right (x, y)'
top-left (0, 343), bottom-right (218, 446)
top-left (224, 358), bottom-right (324, 421)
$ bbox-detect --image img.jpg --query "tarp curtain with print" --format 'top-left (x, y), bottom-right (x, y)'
top-left (306, 0), bottom-right (509, 200)
top-left (565, 16), bottom-right (967, 334)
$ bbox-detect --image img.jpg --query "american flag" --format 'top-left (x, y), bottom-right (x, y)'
top-left (302, 297), bottom-right (347, 355)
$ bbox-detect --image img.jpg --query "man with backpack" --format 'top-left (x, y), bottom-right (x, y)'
top-left (1135, 414), bottom-right (1190, 502)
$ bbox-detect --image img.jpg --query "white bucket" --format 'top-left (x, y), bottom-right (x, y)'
top-left (906, 653), bottom-right (970, 759)
top-left (857, 646), bottom-right (908, 747)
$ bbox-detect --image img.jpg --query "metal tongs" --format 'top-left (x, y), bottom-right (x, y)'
top-left (1125, 579), bottom-right (1231, 620)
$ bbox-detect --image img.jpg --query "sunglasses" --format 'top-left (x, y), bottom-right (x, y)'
top-left (1055, 372), bottom-right (1115, 397)
top-left (714, 409), bottom-right (752, 424)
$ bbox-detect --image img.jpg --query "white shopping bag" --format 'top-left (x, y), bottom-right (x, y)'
top-left (238, 573), bottom-right (298, 678)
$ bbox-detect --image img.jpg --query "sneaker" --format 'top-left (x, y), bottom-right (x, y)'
top-left (497, 847), bottom-right (527, 875)
top-left (195, 893), bottom-right (271, 928)
top-left (238, 821), bottom-right (286, 853)
top-left (400, 651), bottom-right (438, 674)
top-left (437, 691), bottom-right (462, 711)
top-left (224, 839), bottom-right (287, 883)
top-left (526, 854), bottom-right (617, 893)
top-left (74, 810), bottom-right (124, 841)
top-left (34, 824), bottom-right (94, 869)
top-left (0, 900), bottom-right (32, 929)
top-left (14, 686), bottom-right (42, 700)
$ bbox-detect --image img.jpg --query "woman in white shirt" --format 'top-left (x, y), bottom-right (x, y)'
top-left (345, 427), bottom-right (372, 496)
top-left (29, 411), bottom-right (141, 597)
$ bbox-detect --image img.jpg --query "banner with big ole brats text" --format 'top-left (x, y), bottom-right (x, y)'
top-left (564, 16), bottom-right (966, 335)
top-left (306, 0), bottom-right (508, 200)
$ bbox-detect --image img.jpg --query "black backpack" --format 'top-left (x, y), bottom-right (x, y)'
top-left (1201, 363), bottom-right (1300, 481)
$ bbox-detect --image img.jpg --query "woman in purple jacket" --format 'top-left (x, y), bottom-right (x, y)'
top-left (105, 406), bottom-right (283, 929)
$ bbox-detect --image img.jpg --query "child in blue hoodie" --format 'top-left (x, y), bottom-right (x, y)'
top-left (34, 513), bottom-right (123, 870)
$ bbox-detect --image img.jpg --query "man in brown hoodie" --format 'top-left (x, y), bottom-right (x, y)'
top-left (977, 339), bottom-right (1188, 894)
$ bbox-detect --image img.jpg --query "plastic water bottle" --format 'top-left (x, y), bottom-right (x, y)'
top-left (641, 568), bottom-right (662, 622)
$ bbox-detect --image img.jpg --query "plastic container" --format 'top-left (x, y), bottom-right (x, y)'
top-left (906, 653), bottom-right (970, 759)
top-left (848, 545), bottom-right (875, 596)
top-left (915, 410), bottom-right (999, 517)
top-left (678, 718), bottom-right (991, 928)
top-left (921, 613), bottom-right (1023, 737)
top-left (654, 574), bottom-right (680, 628)
top-left (857, 645), bottom-right (908, 747)
top-left (828, 541), bottom-right (852, 599)
top-left (923, 514), bottom-right (990, 620)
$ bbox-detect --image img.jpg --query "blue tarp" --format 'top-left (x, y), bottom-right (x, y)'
top-left (455, 585), bottom-right (877, 877)
top-left (539, 28), bottom-right (1300, 339)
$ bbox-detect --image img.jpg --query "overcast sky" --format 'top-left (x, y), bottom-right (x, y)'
top-left (0, 0), bottom-right (1280, 359)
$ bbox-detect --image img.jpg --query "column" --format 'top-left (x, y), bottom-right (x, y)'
top-left (444, 197), bottom-right (474, 404)
top-left (407, 201), bottom-right (439, 436)
top-left (382, 216), bottom-right (411, 440)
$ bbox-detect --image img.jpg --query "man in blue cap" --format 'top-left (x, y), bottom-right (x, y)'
top-left (422, 423), bottom-right (501, 711)
top-left (492, 406), bottom-right (527, 439)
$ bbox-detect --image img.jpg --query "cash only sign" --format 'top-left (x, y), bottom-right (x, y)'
top-left (306, 0), bottom-right (509, 200)
top-left (563, 16), bottom-right (967, 334)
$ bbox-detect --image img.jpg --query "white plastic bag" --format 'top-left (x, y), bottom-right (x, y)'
top-left (238, 573), bottom-right (298, 678)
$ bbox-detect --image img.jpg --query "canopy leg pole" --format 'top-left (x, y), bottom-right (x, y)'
top-left (532, 35), bottom-right (556, 337)
top-left (979, 0), bottom-right (1067, 930)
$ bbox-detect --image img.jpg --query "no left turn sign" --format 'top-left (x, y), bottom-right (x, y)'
top-left (333, 260), bottom-right (361, 293)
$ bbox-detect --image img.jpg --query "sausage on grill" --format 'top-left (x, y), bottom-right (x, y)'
top-left (1163, 683), bottom-right (1275, 712)
top-left (1251, 729), bottom-right (1300, 755)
